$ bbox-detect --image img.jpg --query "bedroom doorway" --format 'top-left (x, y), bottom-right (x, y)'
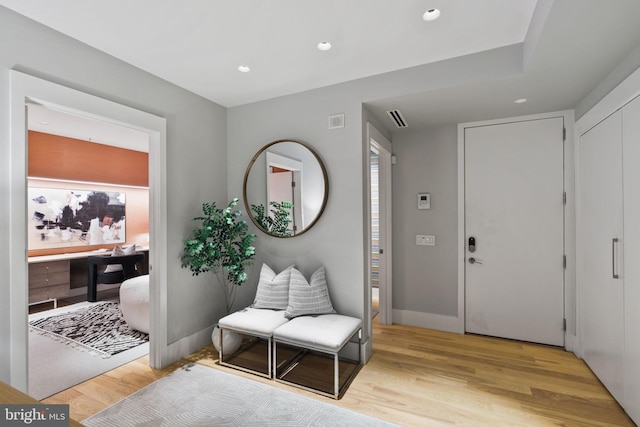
top-left (368, 124), bottom-right (392, 325)
top-left (25, 102), bottom-right (153, 399)
top-left (9, 71), bottom-right (167, 393)
top-left (371, 148), bottom-right (380, 318)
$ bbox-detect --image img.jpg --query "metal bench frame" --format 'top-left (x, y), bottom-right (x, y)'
top-left (273, 327), bottom-right (362, 399)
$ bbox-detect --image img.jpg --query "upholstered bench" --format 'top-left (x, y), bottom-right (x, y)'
top-left (218, 307), bottom-right (289, 378)
top-left (216, 264), bottom-right (363, 398)
top-left (273, 314), bottom-right (362, 399)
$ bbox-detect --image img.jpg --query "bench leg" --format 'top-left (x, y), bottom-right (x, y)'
top-left (273, 340), bottom-right (278, 379)
top-left (268, 337), bottom-right (273, 379)
top-left (334, 352), bottom-right (339, 398)
top-left (218, 326), bottom-right (224, 364)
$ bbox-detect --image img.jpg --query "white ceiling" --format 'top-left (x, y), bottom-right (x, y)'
top-left (4, 0), bottom-right (640, 140)
top-left (369, 0), bottom-right (640, 130)
top-left (0, 0), bottom-right (537, 107)
top-left (28, 103), bottom-right (150, 152)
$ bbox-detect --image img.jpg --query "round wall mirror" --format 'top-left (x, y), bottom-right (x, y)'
top-left (243, 140), bottom-right (328, 238)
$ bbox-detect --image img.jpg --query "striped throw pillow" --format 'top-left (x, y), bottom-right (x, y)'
top-left (285, 266), bottom-right (336, 319)
top-left (252, 264), bottom-right (294, 310)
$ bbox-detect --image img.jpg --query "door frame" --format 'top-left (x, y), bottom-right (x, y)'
top-left (265, 151), bottom-right (304, 231)
top-left (366, 123), bottom-right (392, 325)
top-left (9, 71), bottom-right (168, 391)
top-left (456, 110), bottom-right (575, 349)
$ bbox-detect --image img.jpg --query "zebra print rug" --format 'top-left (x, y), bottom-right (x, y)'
top-left (29, 301), bottom-right (148, 358)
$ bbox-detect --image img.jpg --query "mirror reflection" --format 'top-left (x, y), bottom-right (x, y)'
top-left (243, 140), bottom-right (328, 237)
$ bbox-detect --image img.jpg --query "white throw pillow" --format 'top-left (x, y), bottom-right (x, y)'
top-left (284, 266), bottom-right (336, 319)
top-left (104, 244), bottom-right (136, 273)
top-left (252, 264), bottom-right (294, 310)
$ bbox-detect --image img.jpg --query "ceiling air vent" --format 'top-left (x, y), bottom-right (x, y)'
top-left (387, 109), bottom-right (408, 128)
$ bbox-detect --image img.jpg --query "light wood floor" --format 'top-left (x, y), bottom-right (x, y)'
top-left (43, 315), bottom-right (634, 426)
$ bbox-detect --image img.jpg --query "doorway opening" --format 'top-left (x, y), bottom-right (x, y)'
top-left (266, 151), bottom-right (303, 235)
top-left (25, 102), bottom-right (152, 399)
top-left (9, 71), bottom-right (167, 393)
top-left (369, 147), bottom-right (380, 317)
top-left (370, 148), bottom-right (380, 317)
top-left (367, 123), bottom-right (392, 326)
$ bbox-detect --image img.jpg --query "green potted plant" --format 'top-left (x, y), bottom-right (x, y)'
top-left (250, 201), bottom-right (294, 237)
top-left (181, 198), bottom-right (256, 354)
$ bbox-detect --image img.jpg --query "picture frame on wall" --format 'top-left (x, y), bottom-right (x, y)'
top-left (28, 187), bottom-right (126, 250)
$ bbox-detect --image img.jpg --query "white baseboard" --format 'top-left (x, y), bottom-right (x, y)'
top-left (392, 309), bottom-right (463, 334)
top-left (565, 333), bottom-right (577, 354)
top-left (362, 337), bottom-right (372, 363)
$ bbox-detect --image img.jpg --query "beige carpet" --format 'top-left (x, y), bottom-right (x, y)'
top-left (83, 363), bottom-right (398, 426)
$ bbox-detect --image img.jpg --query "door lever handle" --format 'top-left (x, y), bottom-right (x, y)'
top-left (468, 257), bottom-right (482, 264)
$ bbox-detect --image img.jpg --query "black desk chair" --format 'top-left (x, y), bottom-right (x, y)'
top-left (87, 252), bottom-right (145, 302)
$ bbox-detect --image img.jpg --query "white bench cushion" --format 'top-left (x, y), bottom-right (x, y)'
top-left (273, 314), bottom-right (362, 352)
top-left (219, 307), bottom-right (288, 338)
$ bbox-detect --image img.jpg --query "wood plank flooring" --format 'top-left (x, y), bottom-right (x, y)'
top-left (43, 317), bottom-right (635, 426)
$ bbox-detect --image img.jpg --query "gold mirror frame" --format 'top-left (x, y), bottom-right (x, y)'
top-left (243, 139), bottom-right (329, 238)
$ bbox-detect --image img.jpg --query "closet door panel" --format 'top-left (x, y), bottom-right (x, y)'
top-left (623, 95), bottom-right (640, 422)
top-left (578, 110), bottom-right (625, 403)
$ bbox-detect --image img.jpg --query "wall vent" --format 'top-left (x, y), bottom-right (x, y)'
top-left (328, 114), bottom-right (345, 129)
top-left (387, 109), bottom-right (408, 128)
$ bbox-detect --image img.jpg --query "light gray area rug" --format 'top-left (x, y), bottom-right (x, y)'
top-left (83, 363), bottom-right (399, 427)
top-left (29, 302), bottom-right (149, 400)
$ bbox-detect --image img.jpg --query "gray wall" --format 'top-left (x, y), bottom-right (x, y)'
top-left (391, 126), bottom-right (459, 317)
top-left (0, 7), bottom-right (227, 382)
top-left (0, 14), bottom-right (9, 382)
top-left (227, 91), bottom-right (366, 325)
top-left (576, 39), bottom-right (640, 120)
top-left (226, 41), bottom-right (525, 355)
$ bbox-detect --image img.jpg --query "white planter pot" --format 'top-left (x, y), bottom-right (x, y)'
top-left (212, 325), bottom-right (242, 356)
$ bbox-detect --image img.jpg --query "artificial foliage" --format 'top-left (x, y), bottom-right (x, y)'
top-left (250, 201), bottom-right (294, 237)
top-left (181, 198), bottom-right (256, 314)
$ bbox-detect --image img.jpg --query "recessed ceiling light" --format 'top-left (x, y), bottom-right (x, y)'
top-left (238, 65), bottom-right (250, 73)
top-left (423, 8), bottom-right (441, 21)
top-left (317, 41), bottom-right (332, 51)
top-left (514, 98), bottom-right (527, 104)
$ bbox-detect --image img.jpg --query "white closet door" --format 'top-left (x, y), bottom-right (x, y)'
top-left (623, 95), bottom-right (640, 422)
top-left (578, 110), bottom-right (625, 403)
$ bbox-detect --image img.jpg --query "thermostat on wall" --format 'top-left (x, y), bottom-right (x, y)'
top-left (418, 193), bottom-right (431, 210)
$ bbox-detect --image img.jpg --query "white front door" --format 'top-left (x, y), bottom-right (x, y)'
top-left (464, 117), bottom-right (565, 346)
